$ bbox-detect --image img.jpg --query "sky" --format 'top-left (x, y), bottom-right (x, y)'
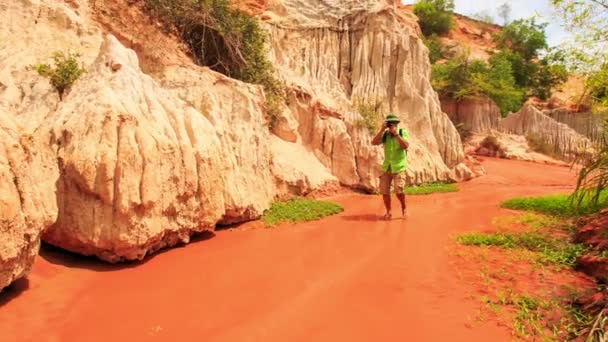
top-left (401, 0), bottom-right (570, 48)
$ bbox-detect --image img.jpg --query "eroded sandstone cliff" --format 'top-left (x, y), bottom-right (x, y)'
top-left (0, 0), bottom-right (473, 268)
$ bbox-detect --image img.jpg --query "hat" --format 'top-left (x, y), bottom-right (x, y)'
top-left (385, 114), bottom-right (400, 123)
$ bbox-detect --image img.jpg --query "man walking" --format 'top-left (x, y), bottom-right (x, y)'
top-left (371, 114), bottom-right (410, 220)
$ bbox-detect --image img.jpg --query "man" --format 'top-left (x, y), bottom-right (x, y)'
top-left (371, 114), bottom-right (410, 220)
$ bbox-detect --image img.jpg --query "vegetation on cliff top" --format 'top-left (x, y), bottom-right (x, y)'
top-left (413, 0), bottom-right (455, 36)
top-left (416, 1), bottom-right (568, 115)
top-left (144, 0), bottom-right (285, 123)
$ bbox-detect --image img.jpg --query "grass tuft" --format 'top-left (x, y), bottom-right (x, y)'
top-left (406, 182), bottom-right (459, 195)
top-left (501, 192), bottom-right (608, 217)
top-left (457, 231), bottom-right (587, 267)
top-left (262, 198), bottom-right (344, 226)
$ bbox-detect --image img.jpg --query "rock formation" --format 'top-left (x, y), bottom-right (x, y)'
top-left (500, 103), bottom-right (593, 160)
top-left (440, 96), bottom-right (501, 134)
top-left (264, 0), bottom-right (473, 186)
top-left (0, 0), bottom-right (476, 267)
top-left (0, 113), bottom-right (58, 290)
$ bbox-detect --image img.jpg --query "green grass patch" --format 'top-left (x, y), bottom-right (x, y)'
top-left (501, 192), bottom-right (608, 217)
top-left (262, 198), bottom-right (344, 226)
top-left (405, 182), bottom-right (459, 195)
top-left (492, 212), bottom-right (564, 232)
top-left (482, 291), bottom-right (593, 339)
top-left (457, 231), bottom-right (587, 267)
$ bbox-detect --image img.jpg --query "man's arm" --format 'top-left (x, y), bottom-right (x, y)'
top-left (395, 133), bottom-right (409, 150)
top-left (371, 123), bottom-right (387, 145)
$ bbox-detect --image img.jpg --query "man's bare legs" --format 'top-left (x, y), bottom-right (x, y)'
top-left (382, 194), bottom-right (392, 220)
top-left (397, 193), bottom-right (407, 217)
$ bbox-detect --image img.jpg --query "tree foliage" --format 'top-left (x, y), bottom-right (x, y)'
top-left (497, 2), bottom-right (511, 26)
top-left (144, 0), bottom-right (285, 120)
top-left (495, 18), bottom-right (548, 60)
top-left (413, 0), bottom-right (455, 36)
top-left (551, 0), bottom-right (608, 71)
top-left (432, 52), bottom-right (525, 115)
top-left (423, 34), bottom-right (444, 63)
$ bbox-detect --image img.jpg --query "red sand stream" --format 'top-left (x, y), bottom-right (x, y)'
top-left (0, 158), bottom-right (580, 341)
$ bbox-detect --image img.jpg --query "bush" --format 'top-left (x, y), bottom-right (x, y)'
top-left (432, 52), bottom-right (524, 115)
top-left (587, 63), bottom-right (608, 115)
top-left (355, 100), bottom-right (382, 135)
top-left (34, 51), bottom-right (85, 99)
top-left (478, 135), bottom-right (506, 157)
top-left (492, 20), bottom-right (568, 100)
top-left (423, 34), bottom-right (444, 63)
top-left (494, 18), bottom-right (548, 61)
top-left (413, 0), bottom-right (455, 37)
top-left (144, 0), bottom-right (285, 122)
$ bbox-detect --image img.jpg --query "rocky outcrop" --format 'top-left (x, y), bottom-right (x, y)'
top-left (500, 104), bottom-right (593, 160)
top-left (0, 0), bottom-right (477, 264)
top-left (441, 96), bottom-right (501, 133)
top-left (545, 108), bottom-right (603, 142)
top-left (0, 113), bottom-right (58, 290)
top-left (466, 132), bottom-right (568, 165)
top-left (264, 0), bottom-right (473, 186)
top-left (37, 35), bottom-right (279, 262)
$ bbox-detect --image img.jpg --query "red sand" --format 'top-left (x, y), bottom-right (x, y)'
top-left (0, 158), bottom-right (580, 341)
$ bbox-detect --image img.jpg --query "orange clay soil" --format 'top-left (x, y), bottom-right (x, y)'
top-left (0, 158), bottom-right (586, 342)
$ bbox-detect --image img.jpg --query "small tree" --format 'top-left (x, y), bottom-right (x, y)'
top-left (494, 18), bottom-right (548, 60)
top-left (471, 10), bottom-right (495, 24)
top-left (34, 51), bottom-right (86, 99)
top-left (413, 0), bottom-right (455, 37)
top-left (497, 2), bottom-right (511, 26)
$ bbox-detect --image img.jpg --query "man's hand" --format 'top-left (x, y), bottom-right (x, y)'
top-left (372, 122), bottom-right (389, 146)
top-left (389, 125), bottom-right (398, 136)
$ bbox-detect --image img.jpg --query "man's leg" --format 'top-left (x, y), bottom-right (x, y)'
top-left (379, 172), bottom-right (392, 220)
top-left (394, 172), bottom-right (408, 217)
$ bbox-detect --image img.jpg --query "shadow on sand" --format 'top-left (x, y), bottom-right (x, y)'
top-left (0, 278), bottom-right (30, 308)
top-left (341, 214), bottom-right (384, 222)
top-left (39, 230), bottom-right (216, 272)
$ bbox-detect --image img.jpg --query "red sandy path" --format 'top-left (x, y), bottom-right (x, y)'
top-left (0, 158), bottom-right (579, 342)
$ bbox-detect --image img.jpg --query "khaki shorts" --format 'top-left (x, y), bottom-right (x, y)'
top-left (379, 171), bottom-right (406, 195)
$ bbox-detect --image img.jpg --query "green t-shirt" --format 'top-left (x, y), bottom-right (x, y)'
top-left (381, 128), bottom-right (409, 173)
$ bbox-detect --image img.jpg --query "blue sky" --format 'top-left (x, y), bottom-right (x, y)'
top-left (401, 0), bottom-right (569, 47)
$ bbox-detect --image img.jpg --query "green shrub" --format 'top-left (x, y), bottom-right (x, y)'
top-left (423, 34), bottom-right (444, 63)
top-left (492, 20), bottom-right (568, 100)
top-left (262, 198), bottom-right (344, 226)
top-left (413, 0), bottom-right (455, 37)
top-left (355, 100), bottom-right (382, 135)
top-left (494, 18), bottom-right (548, 61)
top-left (144, 0), bottom-right (285, 124)
top-left (34, 51), bottom-right (85, 99)
top-left (431, 52), bottom-right (524, 115)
